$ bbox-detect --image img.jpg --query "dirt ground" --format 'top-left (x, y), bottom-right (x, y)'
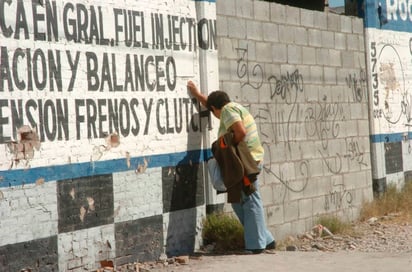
top-left (162, 251), bottom-right (412, 272)
top-left (134, 218), bottom-right (412, 272)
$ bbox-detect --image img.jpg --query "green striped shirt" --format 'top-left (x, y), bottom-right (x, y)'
top-left (218, 102), bottom-right (264, 161)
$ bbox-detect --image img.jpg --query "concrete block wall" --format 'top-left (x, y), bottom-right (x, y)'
top-left (0, 0), bottom-right (217, 271)
top-left (216, 0), bottom-right (374, 239)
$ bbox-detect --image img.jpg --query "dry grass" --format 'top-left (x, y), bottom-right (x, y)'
top-left (359, 182), bottom-right (412, 223)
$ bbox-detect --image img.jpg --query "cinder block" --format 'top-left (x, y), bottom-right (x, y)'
top-left (235, 0), bottom-right (254, 19)
top-left (272, 43), bottom-right (287, 63)
top-left (227, 17), bottom-right (247, 39)
top-left (285, 5), bottom-right (300, 26)
top-left (247, 20), bottom-right (264, 41)
top-left (298, 198), bottom-right (313, 219)
top-left (328, 49), bottom-right (342, 67)
top-left (254, 0), bottom-right (270, 21)
top-left (257, 42), bottom-right (273, 63)
top-left (216, 15), bottom-right (228, 37)
top-left (352, 18), bottom-right (364, 34)
top-left (327, 13), bottom-right (341, 32)
top-left (302, 47), bottom-right (317, 65)
top-left (313, 11), bottom-right (327, 30)
top-left (300, 8), bottom-right (315, 27)
top-left (312, 195), bottom-right (327, 213)
top-left (272, 222), bottom-right (292, 239)
top-left (287, 44), bottom-right (301, 64)
top-left (263, 22), bottom-right (279, 42)
top-left (341, 16), bottom-right (352, 33)
top-left (216, 0), bottom-right (236, 16)
top-left (321, 30), bottom-right (335, 49)
top-left (279, 25), bottom-right (295, 43)
top-left (294, 27), bottom-right (308, 46)
top-left (335, 32), bottom-right (346, 50)
top-left (324, 66), bottom-right (337, 85)
top-left (308, 29), bottom-right (322, 47)
top-left (342, 51), bottom-right (355, 68)
top-left (270, 3), bottom-right (286, 23)
top-left (347, 34), bottom-right (360, 51)
top-left (284, 200), bottom-right (299, 222)
top-left (266, 205), bottom-right (284, 225)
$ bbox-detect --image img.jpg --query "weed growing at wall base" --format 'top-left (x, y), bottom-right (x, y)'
top-left (316, 215), bottom-right (353, 235)
top-left (202, 213), bottom-right (244, 252)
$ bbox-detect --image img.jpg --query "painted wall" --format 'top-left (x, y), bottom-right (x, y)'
top-left (364, 0), bottom-right (412, 192)
top-left (0, 0), bottom-right (380, 270)
top-left (0, 0), bottom-right (218, 270)
top-left (215, 0), bottom-right (373, 239)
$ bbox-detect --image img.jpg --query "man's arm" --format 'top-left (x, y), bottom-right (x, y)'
top-left (187, 80), bottom-right (208, 107)
top-left (230, 121), bottom-right (247, 144)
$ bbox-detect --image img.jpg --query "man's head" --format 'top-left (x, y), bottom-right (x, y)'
top-left (206, 91), bottom-right (230, 118)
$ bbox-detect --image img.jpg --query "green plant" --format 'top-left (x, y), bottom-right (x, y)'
top-left (202, 213), bottom-right (244, 251)
top-left (316, 215), bottom-right (353, 235)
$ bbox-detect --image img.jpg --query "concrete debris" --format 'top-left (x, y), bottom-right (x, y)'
top-left (286, 245), bottom-right (298, 251)
top-left (282, 217), bottom-right (412, 254)
top-left (175, 256), bottom-right (189, 265)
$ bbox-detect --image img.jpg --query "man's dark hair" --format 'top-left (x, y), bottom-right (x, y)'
top-left (206, 91), bottom-right (231, 111)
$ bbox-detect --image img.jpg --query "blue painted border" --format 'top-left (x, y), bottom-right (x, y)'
top-left (370, 132), bottom-right (412, 143)
top-left (0, 149), bottom-right (212, 188)
top-left (364, 0), bottom-right (412, 33)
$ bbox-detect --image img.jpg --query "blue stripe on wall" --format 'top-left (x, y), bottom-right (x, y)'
top-left (364, 0), bottom-right (412, 33)
top-left (0, 149), bottom-right (212, 188)
top-left (370, 132), bottom-right (412, 143)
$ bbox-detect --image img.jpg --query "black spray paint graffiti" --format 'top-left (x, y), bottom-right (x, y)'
top-left (234, 47), bottom-right (309, 198)
top-left (305, 99), bottom-right (345, 174)
top-left (344, 137), bottom-right (368, 167)
top-left (268, 70), bottom-right (304, 102)
top-left (324, 181), bottom-right (354, 211)
top-left (235, 46), bottom-right (264, 89)
top-left (345, 69), bottom-right (367, 103)
top-left (234, 45), bottom-right (365, 206)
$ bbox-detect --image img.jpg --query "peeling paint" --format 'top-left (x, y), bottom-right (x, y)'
top-left (7, 126), bottom-right (41, 168)
top-left (35, 178), bottom-right (45, 186)
top-left (126, 152), bottom-right (131, 168)
top-left (135, 158), bottom-right (149, 174)
top-left (91, 145), bottom-right (106, 161)
top-left (107, 133), bottom-right (120, 148)
top-left (69, 188), bottom-right (76, 200)
top-left (380, 62), bottom-right (400, 100)
top-left (87, 197), bottom-right (95, 211)
top-left (114, 206), bottom-right (121, 217)
top-left (90, 133), bottom-right (121, 162)
top-left (79, 206), bottom-right (87, 222)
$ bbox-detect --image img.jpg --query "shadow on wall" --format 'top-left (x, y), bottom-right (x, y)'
top-left (163, 108), bottom-right (211, 257)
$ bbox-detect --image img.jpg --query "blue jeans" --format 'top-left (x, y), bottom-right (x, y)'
top-left (231, 181), bottom-right (275, 250)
